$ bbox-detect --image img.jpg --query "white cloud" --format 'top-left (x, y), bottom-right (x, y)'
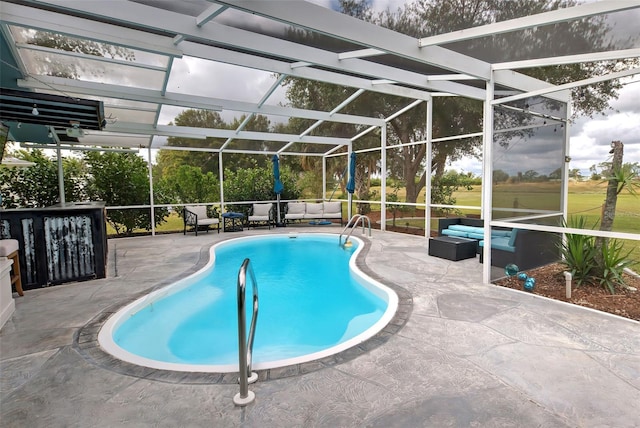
top-left (609, 79), bottom-right (640, 114)
top-left (569, 81), bottom-right (640, 174)
top-left (160, 56), bottom-right (287, 125)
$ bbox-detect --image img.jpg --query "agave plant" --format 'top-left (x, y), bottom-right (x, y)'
top-left (598, 239), bottom-right (632, 294)
top-left (558, 216), bottom-right (597, 286)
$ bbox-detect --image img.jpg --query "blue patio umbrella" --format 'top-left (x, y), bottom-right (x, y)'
top-left (346, 152), bottom-right (356, 220)
top-left (346, 152), bottom-right (356, 194)
top-left (272, 155), bottom-right (284, 225)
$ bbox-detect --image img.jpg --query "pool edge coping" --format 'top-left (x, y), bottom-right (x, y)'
top-left (72, 234), bottom-right (413, 385)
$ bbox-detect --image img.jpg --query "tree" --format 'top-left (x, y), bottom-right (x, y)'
top-left (283, 0), bottom-right (634, 205)
top-left (589, 164), bottom-right (602, 181)
top-left (592, 142), bottom-right (638, 287)
top-left (549, 168), bottom-right (562, 180)
top-left (157, 164), bottom-right (219, 207)
top-left (155, 110), bottom-right (277, 184)
top-left (222, 159), bottom-right (301, 218)
top-left (568, 168), bottom-right (582, 181)
top-left (411, 0), bottom-right (638, 118)
top-left (0, 150), bottom-right (86, 208)
top-left (431, 170), bottom-right (475, 214)
top-left (85, 151), bottom-right (166, 235)
top-left (22, 29), bottom-right (134, 78)
top-left (492, 169), bottom-right (510, 184)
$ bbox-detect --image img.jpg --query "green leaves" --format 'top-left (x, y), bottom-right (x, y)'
top-left (158, 164), bottom-right (219, 206)
top-left (84, 151), bottom-right (167, 235)
top-left (559, 216), bottom-right (598, 287)
top-left (559, 216), bottom-right (632, 294)
top-left (598, 239), bottom-right (632, 295)
top-left (222, 161), bottom-right (301, 218)
top-left (0, 149), bottom-right (86, 208)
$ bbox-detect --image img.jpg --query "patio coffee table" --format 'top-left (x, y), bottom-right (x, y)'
top-left (428, 236), bottom-right (477, 261)
top-left (222, 212), bottom-right (244, 232)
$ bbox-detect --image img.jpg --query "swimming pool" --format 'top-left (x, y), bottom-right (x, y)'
top-left (98, 233), bottom-right (398, 373)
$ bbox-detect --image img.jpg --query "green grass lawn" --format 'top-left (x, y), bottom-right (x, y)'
top-left (106, 211), bottom-right (185, 235)
top-left (375, 181), bottom-right (640, 270)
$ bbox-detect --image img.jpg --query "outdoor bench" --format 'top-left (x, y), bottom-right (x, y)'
top-left (284, 201), bottom-right (343, 226)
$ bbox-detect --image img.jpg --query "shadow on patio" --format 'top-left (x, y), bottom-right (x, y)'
top-left (1, 227), bottom-right (639, 427)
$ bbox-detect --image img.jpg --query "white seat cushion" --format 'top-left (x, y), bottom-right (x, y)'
top-left (285, 202), bottom-right (306, 220)
top-left (304, 203), bottom-right (323, 218)
top-left (252, 204), bottom-right (272, 217)
top-left (286, 202), bottom-right (306, 215)
top-left (197, 218), bottom-right (219, 226)
top-left (322, 202), bottom-right (341, 217)
top-left (0, 239), bottom-right (19, 256)
top-left (248, 215), bottom-right (270, 222)
top-left (188, 206), bottom-right (208, 219)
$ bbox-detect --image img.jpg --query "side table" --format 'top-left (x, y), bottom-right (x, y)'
top-left (428, 236), bottom-right (477, 261)
top-left (222, 212), bottom-right (245, 232)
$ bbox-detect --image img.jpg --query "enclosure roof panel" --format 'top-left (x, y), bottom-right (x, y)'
top-left (0, 0), bottom-right (638, 154)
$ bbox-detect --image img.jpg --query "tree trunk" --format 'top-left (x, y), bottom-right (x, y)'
top-left (593, 141), bottom-right (623, 274)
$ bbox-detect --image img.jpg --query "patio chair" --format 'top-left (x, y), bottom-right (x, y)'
top-left (247, 203), bottom-right (273, 229)
top-left (183, 206), bottom-right (220, 236)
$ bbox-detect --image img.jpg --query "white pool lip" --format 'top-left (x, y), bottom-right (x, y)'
top-left (98, 233), bottom-right (399, 373)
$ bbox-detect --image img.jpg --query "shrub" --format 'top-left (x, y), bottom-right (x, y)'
top-left (558, 216), bottom-right (597, 286)
top-left (598, 239), bottom-right (632, 294)
top-left (559, 216), bottom-right (632, 294)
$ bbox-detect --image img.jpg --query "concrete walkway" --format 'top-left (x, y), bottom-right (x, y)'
top-left (1, 227), bottom-right (639, 427)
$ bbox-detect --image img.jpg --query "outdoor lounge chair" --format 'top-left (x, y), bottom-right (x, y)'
top-left (183, 206), bottom-right (220, 236)
top-left (247, 203), bottom-right (273, 229)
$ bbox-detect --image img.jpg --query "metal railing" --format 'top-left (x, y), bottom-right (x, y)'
top-left (339, 214), bottom-right (371, 246)
top-left (233, 258), bottom-right (259, 406)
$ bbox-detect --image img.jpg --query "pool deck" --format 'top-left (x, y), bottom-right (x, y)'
top-left (1, 226), bottom-right (639, 427)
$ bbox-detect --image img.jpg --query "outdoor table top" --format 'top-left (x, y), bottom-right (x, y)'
top-left (222, 212), bottom-right (244, 218)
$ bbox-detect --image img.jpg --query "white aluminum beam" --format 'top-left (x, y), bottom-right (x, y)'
top-left (493, 48), bottom-right (640, 70)
top-left (5, 0), bottom-right (434, 101)
top-left (418, 0), bottom-right (640, 47)
top-left (185, 43), bottom-right (431, 100)
top-left (221, 74), bottom-right (287, 149)
top-left (16, 42), bottom-right (167, 72)
top-left (0, 24), bottom-right (27, 78)
top-left (110, 122), bottom-right (351, 145)
top-left (338, 48), bottom-right (385, 60)
top-left (481, 77), bottom-right (495, 284)
top-left (214, 0), bottom-right (491, 80)
top-left (0, 2), bottom-right (183, 57)
top-left (426, 74), bottom-right (476, 81)
top-left (26, 0), bottom-right (484, 98)
top-left (196, 4), bottom-right (227, 27)
top-left (493, 67), bottom-right (640, 105)
top-left (385, 100), bottom-right (424, 122)
top-left (351, 126), bottom-right (377, 141)
top-left (17, 76), bottom-right (384, 126)
top-left (493, 70), bottom-right (570, 102)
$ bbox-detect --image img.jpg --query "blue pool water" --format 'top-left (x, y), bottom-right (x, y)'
top-left (99, 234), bottom-right (397, 372)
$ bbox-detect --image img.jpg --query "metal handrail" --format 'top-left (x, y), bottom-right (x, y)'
top-left (339, 214), bottom-right (371, 246)
top-left (233, 258), bottom-right (259, 406)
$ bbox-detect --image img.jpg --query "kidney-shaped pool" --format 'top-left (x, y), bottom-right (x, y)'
top-left (98, 233), bottom-right (398, 373)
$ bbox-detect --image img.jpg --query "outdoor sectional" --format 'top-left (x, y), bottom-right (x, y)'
top-left (284, 201), bottom-right (343, 226)
top-left (438, 217), bottom-right (560, 270)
